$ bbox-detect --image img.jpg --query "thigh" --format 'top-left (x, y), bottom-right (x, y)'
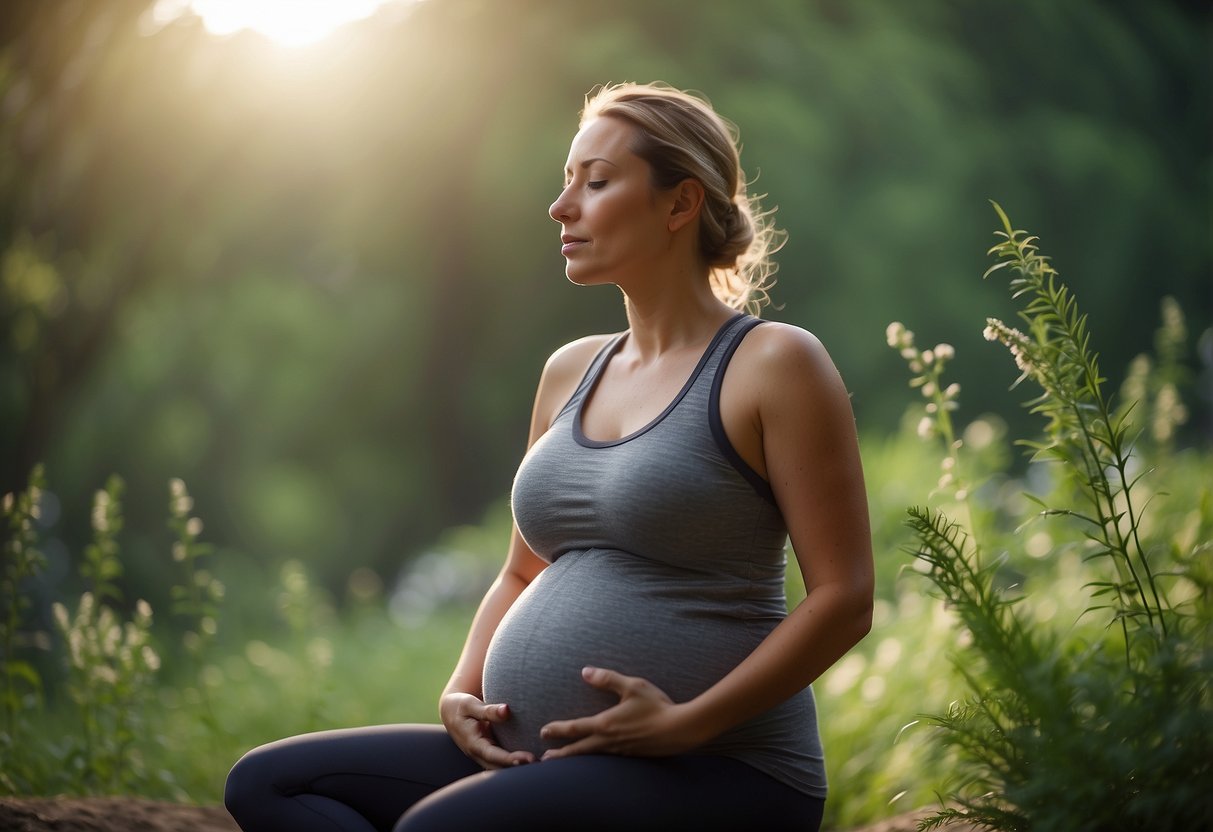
top-left (394, 754), bottom-right (824, 832)
top-left (226, 724), bottom-right (482, 832)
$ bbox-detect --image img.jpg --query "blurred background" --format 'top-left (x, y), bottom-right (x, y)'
top-left (2, 0), bottom-right (1209, 629)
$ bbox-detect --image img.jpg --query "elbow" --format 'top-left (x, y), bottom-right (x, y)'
top-left (853, 599), bottom-right (873, 645)
top-left (847, 580), bottom-right (875, 646)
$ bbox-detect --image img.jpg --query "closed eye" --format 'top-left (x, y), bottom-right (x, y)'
top-left (588, 180), bottom-right (607, 190)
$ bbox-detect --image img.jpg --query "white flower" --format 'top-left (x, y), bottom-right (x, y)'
top-left (934, 343), bottom-right (955, 362)
top-left (916, 416), bottom-right (934, 439)
top-left (91, 665), bottom-right (118, 686)
top-left (1010, 345), bottom-right (1032, 374)
top-left (170, 479), bottom-right (193, 515)
top-left (886, 322), bottom-right (906, 348)
top-left (91, 491), bottom-right (110, 532)
top-left (52, 602), bottom-right (70, 633)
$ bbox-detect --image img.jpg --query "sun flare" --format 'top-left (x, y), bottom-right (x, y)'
top-left (158, 0), bottom-right (398, 47)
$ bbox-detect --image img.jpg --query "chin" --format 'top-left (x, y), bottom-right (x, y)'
top-left (563, 267), bottom-right (609, 288)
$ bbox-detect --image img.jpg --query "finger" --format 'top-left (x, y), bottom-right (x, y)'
top-left (540, 717), bottom-right (594, 742)
top-left (477, 702), bottom-right (512, 724)
top-left (470, 736), bottom-right (523, 770)
top-left (580, 665), bottom-right (632, 694)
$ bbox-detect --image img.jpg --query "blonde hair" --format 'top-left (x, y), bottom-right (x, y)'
top-left (581, 82), bottom-right (784, 314)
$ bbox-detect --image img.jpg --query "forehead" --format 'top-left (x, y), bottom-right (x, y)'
top-left (565, 116), bottom-right (637, 169)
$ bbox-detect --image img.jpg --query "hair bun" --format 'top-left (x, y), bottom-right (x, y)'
top-left (708, 199), bottom-right (755, 267)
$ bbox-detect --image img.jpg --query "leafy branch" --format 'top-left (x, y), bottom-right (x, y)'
top-left (982, 200), bottom-right (1168, 654)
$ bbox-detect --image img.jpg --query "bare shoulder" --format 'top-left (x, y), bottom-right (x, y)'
top-left (733, 321), bottom-right (846, 397)
top-left (530, 332), bottom-right (618, 434)
top-left (542, 333), bottom-right (617, 382)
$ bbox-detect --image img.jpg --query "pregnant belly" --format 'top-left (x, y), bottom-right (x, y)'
top-left (481, 548), bottom-right (765, 756)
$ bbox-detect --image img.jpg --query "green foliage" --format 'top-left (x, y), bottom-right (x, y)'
top-left (1118, 296), bottom-right (1191, 456)
top-left (895, 207), bottom-right (1212, 831)
top-left (52, 592), bottom-right (159, 793)
top-left (51, 481), bottom-right (160, 793)
top-left (0, 471), bottom-right (228, 798)
top-left (81, 476), bottom-right (125, 607)
top-left (167, 478), bottom-right (223, 656)
top-left (0, 464), bottom-right (47, 791)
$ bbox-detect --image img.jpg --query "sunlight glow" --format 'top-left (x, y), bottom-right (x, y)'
top-left (163, 0), bottom-right (397, 47)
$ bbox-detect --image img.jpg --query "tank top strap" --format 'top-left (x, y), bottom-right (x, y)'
top-left (552, 331), bottom-right (628, 424)
top-left (691, 313), bottom-right (764, 391)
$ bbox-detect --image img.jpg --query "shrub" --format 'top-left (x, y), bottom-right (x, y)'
top-left (890, 204), bottom-right (1212, 831)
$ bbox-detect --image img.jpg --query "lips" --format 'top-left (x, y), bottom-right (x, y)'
top-left (560, 234), bottom-right (588, 256)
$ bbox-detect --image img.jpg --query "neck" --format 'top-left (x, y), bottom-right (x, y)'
top-left (620, 265), bottom-right (737, 358)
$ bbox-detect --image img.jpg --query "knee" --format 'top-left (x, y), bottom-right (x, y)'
top-left (224, 744), bottom-right (273, 821)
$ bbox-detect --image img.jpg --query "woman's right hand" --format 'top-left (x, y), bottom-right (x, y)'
top-left (439, 691), bottom-right (535, 770)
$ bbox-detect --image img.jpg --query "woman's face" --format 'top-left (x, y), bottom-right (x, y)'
top-left (549, 116), bottom-right (674, 287)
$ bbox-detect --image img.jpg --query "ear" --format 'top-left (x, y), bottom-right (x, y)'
top-left (667, 179), bottom-right (704, 233)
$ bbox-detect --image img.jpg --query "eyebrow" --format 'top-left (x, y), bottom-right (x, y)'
top-left (564, 157), bottom-right (619, 176)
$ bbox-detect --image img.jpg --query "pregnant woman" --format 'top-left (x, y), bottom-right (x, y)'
top-left (225, 81), bottom-right (874, 832)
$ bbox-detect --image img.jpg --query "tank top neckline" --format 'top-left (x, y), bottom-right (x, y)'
top-left (573, 312), bottom-right (747, 449)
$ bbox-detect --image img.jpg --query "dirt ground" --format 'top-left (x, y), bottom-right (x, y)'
top-left (0, 796), bottom-right (976, 832)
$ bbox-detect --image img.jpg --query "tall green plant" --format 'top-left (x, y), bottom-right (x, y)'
top-left (894, 204), bottom-right (1212, 831)
top-left (52, 477), bottom-right (161, 793)
top-left (0, 465), bottom-right (47, 791)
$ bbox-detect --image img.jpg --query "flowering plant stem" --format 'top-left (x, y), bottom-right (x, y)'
top-left (983, 201), bottom-right (1168, 656)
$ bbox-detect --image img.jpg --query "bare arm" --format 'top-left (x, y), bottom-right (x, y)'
top-left (439, 334), bottom-right (614, 768)
top-left (679, 325), bottom-right (874, 736)
top-left (442, 526), bottom-right (546, 702)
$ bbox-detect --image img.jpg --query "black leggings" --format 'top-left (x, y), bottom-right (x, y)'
top-left (224, 724), bottom-right (825, 831)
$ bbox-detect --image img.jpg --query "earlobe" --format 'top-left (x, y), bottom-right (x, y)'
top-left (668, 179), bottom-right (704, 233)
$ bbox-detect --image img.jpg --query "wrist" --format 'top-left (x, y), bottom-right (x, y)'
top-left (677, 695), bottom-right (730, 748)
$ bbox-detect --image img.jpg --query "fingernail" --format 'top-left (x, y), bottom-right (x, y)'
top-left (582, 666), bottom-right (596, 679)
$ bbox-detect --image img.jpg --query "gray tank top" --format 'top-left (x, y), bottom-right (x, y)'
top-left (484, 312), bottom-right (827, 798)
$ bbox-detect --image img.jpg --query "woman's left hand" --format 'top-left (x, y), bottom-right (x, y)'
top-left (538, 666), bottom-right (704, 760)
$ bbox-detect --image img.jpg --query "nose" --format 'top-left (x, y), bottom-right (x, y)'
top-left (549, 187), bottom-right (577, 223)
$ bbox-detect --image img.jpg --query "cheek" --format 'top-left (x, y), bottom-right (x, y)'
top-left (596, 194), bottom-right (660, 242)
